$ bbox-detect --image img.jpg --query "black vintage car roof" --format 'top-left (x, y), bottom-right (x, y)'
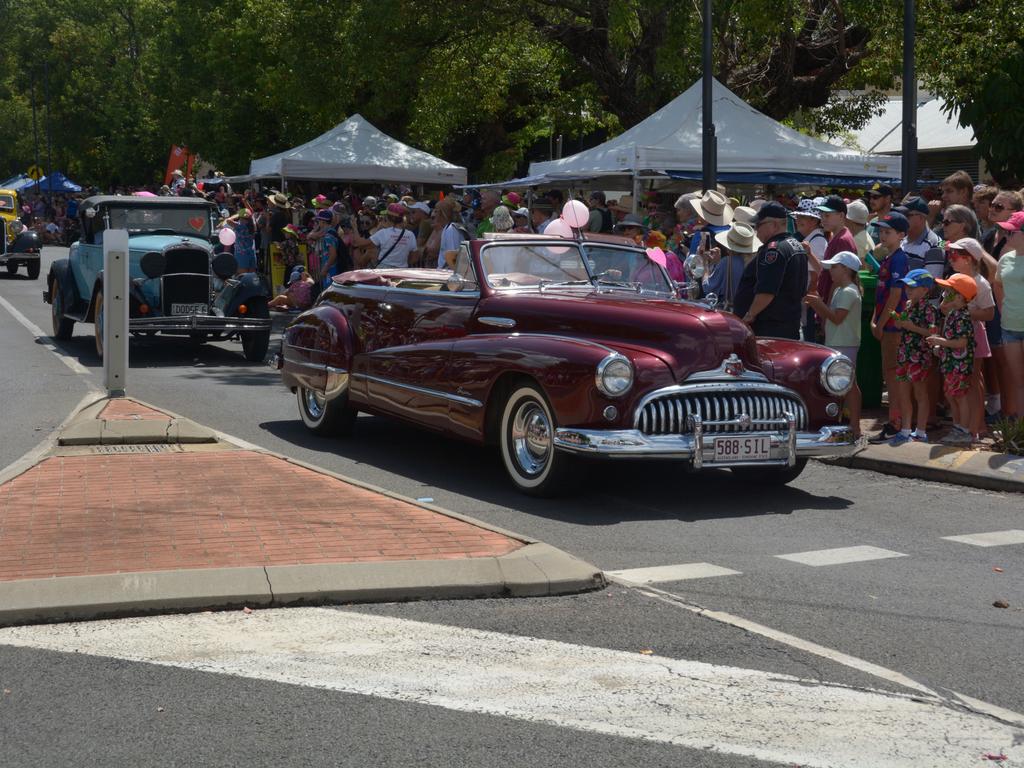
top-left (82, 195), bottom-right (216, 211)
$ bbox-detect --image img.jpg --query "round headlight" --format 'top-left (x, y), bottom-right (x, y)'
top-left (596, 353), bottom-right (633, 397)
top-left (820, 354), bottom-right (854, 396)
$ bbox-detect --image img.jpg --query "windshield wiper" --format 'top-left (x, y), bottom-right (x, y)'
top-left (539, 279), bottom-right (593, 292)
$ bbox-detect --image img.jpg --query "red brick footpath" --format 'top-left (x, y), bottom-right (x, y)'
top-left (0, 397), bottom-right (603, 626)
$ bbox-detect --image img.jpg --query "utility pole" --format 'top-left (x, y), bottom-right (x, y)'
top-left (31, 69), bottom-right (41, 196)
top-left (701, 0), bottom-right (717, 192)
top-left (45, 59), bottom-right (54, 206)
top-left (901, 0), bottom-right (917, 196)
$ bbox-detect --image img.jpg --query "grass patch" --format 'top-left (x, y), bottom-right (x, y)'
top-left (993, 416), bottom-right (1024, 456)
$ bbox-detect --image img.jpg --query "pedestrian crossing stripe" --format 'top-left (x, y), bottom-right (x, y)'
top-left (0, 608), bottom-right (1018, 767)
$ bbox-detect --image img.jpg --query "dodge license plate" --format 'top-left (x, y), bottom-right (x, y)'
top-left (713, 436), bottom-right (771, 462)
top-left (171, 303), bottom-right (206, 316)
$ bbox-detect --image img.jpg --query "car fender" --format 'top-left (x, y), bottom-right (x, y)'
top-left (45, 258), bottom-right (80, 311)
top-left (10, 230), bottom-right (41, 255)
top-left (280, 304), bottom-right (354, 394)
top-left (446, 333), bottom-right (675, 441)
top-left (225, 272), bottom-right (271, 315)
top-left (756, 337), bottom-right (845, 428)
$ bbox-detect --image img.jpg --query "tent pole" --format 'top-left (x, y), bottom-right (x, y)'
top-left (632, 175), bottom-right (640, 215)
top-left (900, 0), bottom-right (917, 195)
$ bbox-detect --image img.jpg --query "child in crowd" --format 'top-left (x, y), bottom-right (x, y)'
top-left (804, 251), bottom-right (863, 438)
top-left (946, 238), bottom-right (995, 437)
top-left (268, 266), bottom-right (315, 311)
top-left (927, 274), bottom-right (978, 444)
top-left (889, 269), bottom-right (940, 444)
top-left (868, 212), bottom-right (912, 443)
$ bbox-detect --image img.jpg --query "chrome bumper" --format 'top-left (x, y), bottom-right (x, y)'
top-left (553, 421), bottom-right (855, 468)
top-left (130, 315), bottom-right (271, 332)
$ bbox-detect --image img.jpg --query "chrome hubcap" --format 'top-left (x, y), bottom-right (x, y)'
top-left (304, 388), bottom-right (326, 420)
top-left (511, 401), bottom-right (552, 477)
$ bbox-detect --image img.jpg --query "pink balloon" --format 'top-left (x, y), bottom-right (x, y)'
top-left (544, 218), bottom-right (573, 238)
top-left (561, 200), bottom-right (590, 229)
top-left (218, 227), bottom-right (236, 246)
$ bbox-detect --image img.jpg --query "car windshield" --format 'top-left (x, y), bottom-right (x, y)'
top-left (0, 194), bottom-right (15, 213)
top-left (478, 241), bottom-right (673, 295)
top-left (105, 206), bottom-right (212, 237)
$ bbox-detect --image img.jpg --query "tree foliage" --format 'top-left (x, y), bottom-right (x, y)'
top-left (0, 0), bottom-right (1015, 186)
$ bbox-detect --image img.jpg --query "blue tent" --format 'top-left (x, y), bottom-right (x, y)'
top-left (34, 172), bottom-right (82, 193)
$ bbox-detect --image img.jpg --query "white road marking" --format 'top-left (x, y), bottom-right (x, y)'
top-left (0, 609), bottom-right (1020, 767)
top-left (941, 529), bottom-right (1024, 547)
top-left (775, 545), bottom-right (907, 567)
top-left (607, 562), bottom-right (740, 583)
top-left (0, 293), bottom-right (91, 375)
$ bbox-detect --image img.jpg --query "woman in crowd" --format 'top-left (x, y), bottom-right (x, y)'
top-left (940, 205), bottom-right (979, 248)
top-left (225, 208), bottom-right (257, 273)
top-left (993, 211), bottom-right (1024, 418)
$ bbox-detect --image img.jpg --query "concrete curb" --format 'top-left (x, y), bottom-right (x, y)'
top-left (0, 543), bottom-right (604, 628)
top-left (818, 442), bottom-right (1024, 494)
top-left (56, 396), bottom-right (217, 446)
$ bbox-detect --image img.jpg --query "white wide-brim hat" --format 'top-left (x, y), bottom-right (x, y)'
top-left (714, 222), bottom-right (762, 254)
top-left (688, 190), bottom-right (734, 226)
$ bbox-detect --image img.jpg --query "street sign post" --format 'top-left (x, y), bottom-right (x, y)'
top-left (102, 230), bottom-right (129, 397)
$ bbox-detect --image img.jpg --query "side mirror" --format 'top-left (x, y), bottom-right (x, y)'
top-left (446, 273), bottom-right (466, 293)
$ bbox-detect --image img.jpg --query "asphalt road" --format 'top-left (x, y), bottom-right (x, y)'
top-left (0, 248), bottom-right (1021, 767)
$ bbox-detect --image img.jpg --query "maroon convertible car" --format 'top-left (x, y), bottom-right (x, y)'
top-left (274, 233), bottom-right (855, 495)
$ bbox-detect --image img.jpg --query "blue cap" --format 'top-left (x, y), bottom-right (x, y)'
top-left (902, 196), bottom-right (929, 216)
top-left (875, 211), bottom-right (909, 233)
top-left (899, 268), bottom-right (934, 288)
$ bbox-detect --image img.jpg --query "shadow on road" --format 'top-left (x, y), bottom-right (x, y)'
top-left (258, 414), bottom-right (853, 523)
top-left (40, 333), bottom-right (281, 377)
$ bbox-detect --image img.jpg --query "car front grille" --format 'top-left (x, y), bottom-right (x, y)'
top-left (637, 387), bottom-right (807, 435)
top-left (164, 248), bottom-right (209, 275)
top-left (161, 274), bottom-right (209, 315)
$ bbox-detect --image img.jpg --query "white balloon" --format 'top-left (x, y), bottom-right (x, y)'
top-left (544, 218), bottom-right (574, 238)
top-left (218, 227), bottom-right (236, 246)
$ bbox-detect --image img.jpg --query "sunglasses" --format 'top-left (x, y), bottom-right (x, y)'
top-left (941, 219), bottom-right (959, 226)
top-left (991, 203), bottom-right (1007, 211)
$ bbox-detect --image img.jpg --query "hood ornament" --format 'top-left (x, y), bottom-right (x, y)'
top-left (723, 354), bottom-right (745, 377)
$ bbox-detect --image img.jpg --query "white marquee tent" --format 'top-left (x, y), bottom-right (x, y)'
top-left (846, 96), bottom-right (975, 154)
top-left (528, 79), bottom-right (901, 186)
top-left (246, 114), bottom-right (467, 185)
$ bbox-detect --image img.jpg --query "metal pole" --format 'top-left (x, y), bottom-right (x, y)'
top-left (701, 0), bottom-right (716, 192)
top-left (103, 229), bottom-right (130, 397)
top-left (45, 60), bottom-right (53, 207)
top-left (901, 0), bottom-right (917, 195)
top-left (31, 70), bottom-right (41, 195)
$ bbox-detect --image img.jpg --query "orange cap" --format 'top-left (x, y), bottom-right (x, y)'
top-left (935, 273), bottom-right (978, 301)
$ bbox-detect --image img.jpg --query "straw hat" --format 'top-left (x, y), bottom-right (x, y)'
top-left (733, 205), bottom-right (757, 226)
top-left (688, 190), bottom-right (734, 226)
top-left (714, 222), bottom-right (762, 254)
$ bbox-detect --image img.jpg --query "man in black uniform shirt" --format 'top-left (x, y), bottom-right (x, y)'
top-left (732, 202), bottom-right (808, 340)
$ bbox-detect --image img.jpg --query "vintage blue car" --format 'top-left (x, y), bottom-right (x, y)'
top-left (44, 195), bottom-right (272, 361)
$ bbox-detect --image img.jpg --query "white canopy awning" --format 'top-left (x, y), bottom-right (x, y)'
top-left (248, 114), bottom-right (467, 185)
top-left (529, 79), bottom-right (900, 184)
top-left (845, 97), bottom-right (976, 155)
